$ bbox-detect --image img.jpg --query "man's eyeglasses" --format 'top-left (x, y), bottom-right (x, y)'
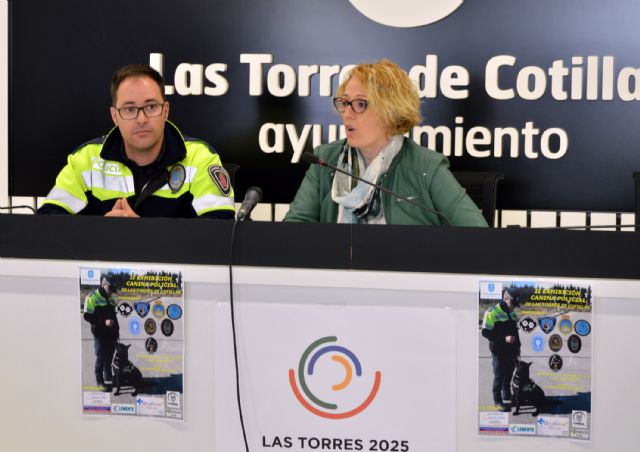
top-left (333, 97), bottom-right (368, 114)
top-left (116, 102), bottom-right (166, 120)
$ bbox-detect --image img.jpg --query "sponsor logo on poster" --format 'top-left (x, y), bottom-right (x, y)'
top-left (537, 416), bottom-right (570, 437)
top-left (289, 336), bottom-right (381, 419)
top-left (81, 268), bottom-right (101, 285)
top-left (136, 396), bottom-right (165, 416)
top-left (509, 424), bottom-right (536, 435)
top-left (111, 403), bottom-right (136, 415)
top-left (479, 412), bottom-right (509, 433)
top-left (166, 391), bottom-right (181, 409)
top-left (480, 282), bottom-right (503, 300)
top-left (571, 410), bottom-right (588, 428)
top-left (83, 391), bottom-right (110, 406)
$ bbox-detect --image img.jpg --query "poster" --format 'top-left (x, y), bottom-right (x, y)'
top-left (80, 267), bottom-right (184, 420)
top-left (214, 301), bottom-right (456, 452)
top-left (478, 280), bottom-right (592, 440)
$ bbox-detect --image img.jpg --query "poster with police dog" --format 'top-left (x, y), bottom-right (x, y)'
top-left (478, 280), bottom-right (592, 440)
top-left (80, 267), bottom-right (184, 420)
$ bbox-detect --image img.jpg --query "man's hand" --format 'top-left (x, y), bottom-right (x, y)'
top-left (105, 198), bottom-right (140, 218)
top-left (105, 319), bottom-right (114, 327)
top-left (505, 335), bottom-right (515, 344)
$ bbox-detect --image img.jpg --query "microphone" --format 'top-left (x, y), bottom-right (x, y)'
top-left (301, 152), bottom-right (452, 226)
top-left (236, 186), bottom-right (263, 221)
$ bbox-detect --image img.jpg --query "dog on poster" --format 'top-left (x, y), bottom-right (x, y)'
top-left (511, 360), bottom-right (546, 416)
top-left (112, 342), bottom-right (144, 396)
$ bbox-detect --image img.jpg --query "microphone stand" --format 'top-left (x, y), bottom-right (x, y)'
top-left (302, 153), bottom-right (452, 226)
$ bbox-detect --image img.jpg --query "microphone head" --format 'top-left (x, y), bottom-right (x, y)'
top-left (245, 186), bottom-right (263, 202)
top-left (301, 152), bottom-right (320, 165)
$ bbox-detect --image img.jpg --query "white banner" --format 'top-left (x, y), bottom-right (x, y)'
top-left (215, 301), bottom-right (456, 452)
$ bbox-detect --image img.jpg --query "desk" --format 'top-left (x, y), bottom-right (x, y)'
top-left (1, 216), bottom-right (638, 451)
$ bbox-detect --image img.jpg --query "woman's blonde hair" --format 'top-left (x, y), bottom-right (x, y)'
top-left (336, 59), bottom-right (421, 135)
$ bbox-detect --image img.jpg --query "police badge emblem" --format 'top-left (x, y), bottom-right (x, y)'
top-left (168, 164), bottom-right (186, 193)
top-left (117, 302), bottom-right (132, 317)
top-left (129, 318), bottom-right (141, 336)
top-left (145, 337), bottom-right (158, 354)
top-left (574, 319), bottom-right (591, 336)
top-left (549, 354), bottom-right (563, 371)
top-left (167, 304), bottom-right (182, 320)
top-left (532, 333), bottom-right (545, 353)
top-left (538, 316), bottom-right (557, 334)
top-left (134, 302), bottom-right (150, 318)
top-left (144, 318), bottom-right (157, 335)
top-left (568, 334), bottom-right (582, 353)
top-left (559, 317), bottom-right (573, 334)
top-left (208, 165), bottom-right (232, 196)
top-left (519, 317), bottom-right (537, 333)
top-left (152, 302), bottom-right (165, 319)
top-left (161, 319), bottom-right (174, 337)
top-left (549, 334), bottom-right (563, 352)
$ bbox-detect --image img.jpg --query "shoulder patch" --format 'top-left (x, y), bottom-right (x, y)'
top-left (208, 165), bottom-right (232, 196)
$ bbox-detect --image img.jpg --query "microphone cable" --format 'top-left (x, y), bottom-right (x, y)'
top-left (227, 218), bottom-right (251, 452)
top-left (0, 205), bottom-right (37, 214)
top-left (226, 188), bottom-right (262, 452)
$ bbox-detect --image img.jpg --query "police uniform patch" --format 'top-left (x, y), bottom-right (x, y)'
top-left (167, 304), bottom-right (182, 320)
top-left (117, 302), bottom-right (132, 317)
top-left (208, 165), bottom-right (231, 196)
top-left (129, 318), bottom-right (141, 336)
top-left (568, 334), bottom-right (582, 353)
top-left (532, 333), bottom-right (545, 353)
top-left (549, 334), bottom-right (563, 352)
top-left (559, 317), bottom-right (572, 335)
top-left (144, 318), bottom-right (157, 335)
top-left (538, 316), bottom-right (556, 334)
top-left (134, 302), bottom-right (150, 318)
top-left (161, 319), bottom-right (174, 337)
top-left (145, 337), bottom-right (158, 354)
top-left (549, 354), bottom-right (563, 371)
top-left (169, 164), bottom-right (186, 193)
top-left (519, 317), bottom-right (537, 333)
top-left (152, 302), bottom-right (165, 320)
top-left (574, 319), bottom-right (591, 336)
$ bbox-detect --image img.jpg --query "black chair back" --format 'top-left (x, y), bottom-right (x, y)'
top-left (452, 171), bottom-right (504, 226)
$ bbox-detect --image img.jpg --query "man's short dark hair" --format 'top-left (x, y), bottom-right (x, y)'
top-left (110, 64), bottom-right (165, 106)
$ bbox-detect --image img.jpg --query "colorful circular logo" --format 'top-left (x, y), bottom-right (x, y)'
top-left (144, 318), bottom-right (157, 335)
top-left (549, 354), bottom-right (563, 371)
top-left (549, 334), bottom-right (563, 352)
top-left (519, 317), bottom-right (537, 333)
top-left (559, 317), bottom-right (573, 335)
top-left (152, 302), bottom-right (165, 319)
top-left (161, 319), bottom-right (174, 337)
top-left (574, 319), bottom-right (591, 336)
top-left (167, 304), bottom-right (182, 320)
top-left (128, 318), bottom-right (141, 336)
top-left (568, 334), bottom-right (582, 353)
top-left (289, 336), bottom-right (381, 419)
top-left (531, 333), bottom-right (545, 353)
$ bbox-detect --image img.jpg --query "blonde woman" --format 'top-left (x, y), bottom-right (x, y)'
top-left (285, 59), bottom-right (487, 226)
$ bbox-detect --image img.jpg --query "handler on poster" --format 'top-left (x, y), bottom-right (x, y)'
top-left (481, 288), bottom-right (521, 411)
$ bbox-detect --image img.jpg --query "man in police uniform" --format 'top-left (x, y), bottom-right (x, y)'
top-left (38, 64), bottom-right (235, 218)
top-left (84, 274), bottom-right (119, 392)
top-left (481, 288), bottom-right (521, 412)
